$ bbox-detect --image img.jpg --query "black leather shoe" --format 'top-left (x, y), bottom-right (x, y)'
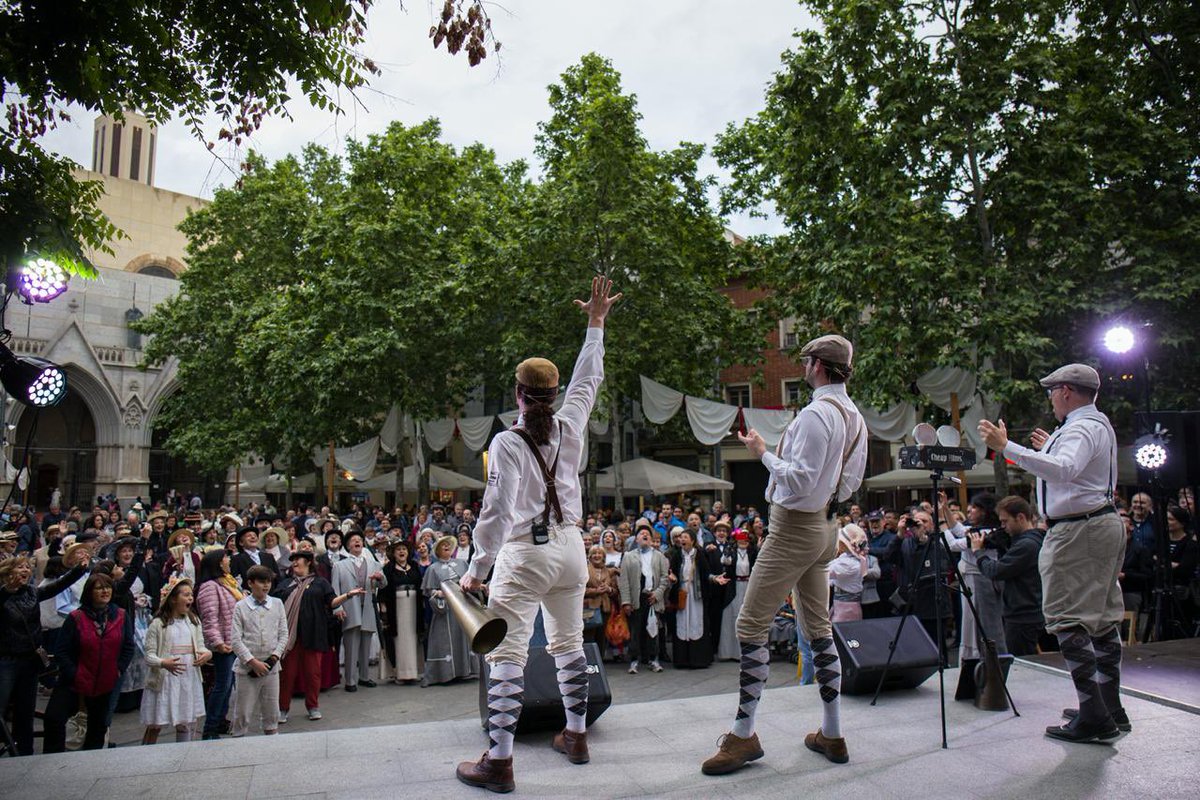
top-left (1062, 707), bottom-right (1131, 732)
top-left (1045, 715), bottom-right (1119, 744)
top-left (345, 684), bottom-right (358, 692)
top-left (359, 679), bottom-right (377, 688)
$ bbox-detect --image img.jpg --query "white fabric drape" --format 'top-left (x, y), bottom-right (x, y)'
top-left (589, 417), bottom-right (610, 436)
top-left (959, 393), bottom-right (1000, 460)
top-left (457, 416), bottom-right (495, 452)
top-left (860, 403), bottom-right (918, 442)
top-left (685, 397), bottom-right (740, 446)
top-left (380, 405), bottom-right (402, 455)
top-left (422, 418), bottom-right (456, 452)
top-left (741, 408), bottom-right (795, 448)
top-left (312, 437), bottom-right (380, 480)
top-left (916, 367), bottom-right (977, 412)
top-left (640, 375), bottom-right (684, 424)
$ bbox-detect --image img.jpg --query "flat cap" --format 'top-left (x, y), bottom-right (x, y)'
top-left (515, 357), bottom-right (559, 389)
top-left (800, 334), bottom-right (853, 366)
top-left (1039, 363), bottom-right (1100, 391)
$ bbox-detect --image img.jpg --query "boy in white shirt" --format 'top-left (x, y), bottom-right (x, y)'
top-left (231, 564), bottom-right (288, 734)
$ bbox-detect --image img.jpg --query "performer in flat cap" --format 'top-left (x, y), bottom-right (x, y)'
top-left (456, 276), bottom-right (621, 794)
top-left (702, 333), bottom-right (867, 775)
top-left (979, 363), bottom-right (1126, 744)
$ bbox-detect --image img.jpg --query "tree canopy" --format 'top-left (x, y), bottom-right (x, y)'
top-left (716, 0), bottom-right (1199, 461)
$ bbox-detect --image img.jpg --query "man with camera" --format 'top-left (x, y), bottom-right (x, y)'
top-left (898, 509), bottom-right (953, 657)
top-left (979, 364), bottom-right (1125, 744)
top-left (969, 496), bottom-right (1045, 657)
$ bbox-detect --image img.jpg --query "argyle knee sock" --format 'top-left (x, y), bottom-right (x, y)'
top-left (486, 662), bottom-right (524, 759)
top-left (1057, 630), bottom-right (1106, 723)
top-left (731, 642), bottom-right (770, 739)
top-left (554, 650), bottom-right (589, 734)
top-left (812, 635), bottom-right (842, 738)
top-left (1092, 626), bottom-right (1123, 713)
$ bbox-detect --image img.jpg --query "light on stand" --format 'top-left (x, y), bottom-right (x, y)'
top-left (1135, 442), bottom-right (1167, 471)
top-left (1103, 325), bottom-right (1135, 355)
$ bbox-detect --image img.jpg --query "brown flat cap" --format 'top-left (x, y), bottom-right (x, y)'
top-left (800, 334), bottom-right (853, 366)
top-left (515, 357), bottom-right (559, 389)
top-left (1039, 363), bottom-right (1100, 391)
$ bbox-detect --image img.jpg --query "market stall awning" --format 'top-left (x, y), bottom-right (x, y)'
top-left (863, 461), bottom-right (1030, 491)
top-left (595, 458), bottom-right (734, 495)
top-left (358, 465), bottom-right (484, 492)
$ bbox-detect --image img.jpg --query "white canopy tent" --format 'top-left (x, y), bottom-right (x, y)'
top-left (863, 461), bottom-right (1029, 492)
top-left (358, 465), bottom-right (485, 492)
top-left (595, 458), bottom-right (734, 495)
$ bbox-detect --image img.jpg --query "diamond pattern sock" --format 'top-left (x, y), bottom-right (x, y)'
top-left (555, 650), bottom-right (589, 734)
top-left (731, 642), bottom-right (770, 739)
top-left (486, 661), bottom-right (524, 759)
top-left (812, 635), bottom-right (842, 738)
top-left (1091, 626), bottom-right (1122, 714)
top-left (1057, 630), bottom-right (1106, 724)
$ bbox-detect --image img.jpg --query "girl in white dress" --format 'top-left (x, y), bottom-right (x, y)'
top-left (140, 577), bottom-right (211, 744)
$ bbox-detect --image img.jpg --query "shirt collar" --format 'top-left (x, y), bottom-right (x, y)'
top-left (1064, 403), bottom-right (1098, 424)
top-left (813, 384), bottom-right (847, 400)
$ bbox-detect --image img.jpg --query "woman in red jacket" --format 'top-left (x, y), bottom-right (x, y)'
top-left (42, 573), bottom-right (134, 752)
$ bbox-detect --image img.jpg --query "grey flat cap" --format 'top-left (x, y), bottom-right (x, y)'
top-left (1039, 363), bottom-right (1101, 391)
top-left (800, 334), bottom-right (853, 365)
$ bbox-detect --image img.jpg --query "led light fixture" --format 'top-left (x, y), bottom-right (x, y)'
top-left (0, 346), bottom-right (67, 407)
top-left (11, 258), bottom-right (69, 304)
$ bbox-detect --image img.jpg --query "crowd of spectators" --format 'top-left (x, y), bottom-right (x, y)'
top-left (0, 484), bottom-right (1195, 755)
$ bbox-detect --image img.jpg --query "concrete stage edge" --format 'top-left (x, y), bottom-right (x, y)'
top-left (2, 662), bottom-right (1195, 799)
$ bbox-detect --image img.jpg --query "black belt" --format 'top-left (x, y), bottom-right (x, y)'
top-left (736, 576), bottom-right (750, 582)
top-left (1047, 505), bottom-right (1116, 527)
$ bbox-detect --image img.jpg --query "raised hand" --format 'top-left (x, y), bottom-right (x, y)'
top-left (574, 275), bottom-right (623, 328)
top-left (1030, 428), bottom-right (1049, 450)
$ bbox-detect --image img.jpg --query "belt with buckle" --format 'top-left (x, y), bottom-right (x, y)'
top-left (1047, 505), bottom-right (1116, 527)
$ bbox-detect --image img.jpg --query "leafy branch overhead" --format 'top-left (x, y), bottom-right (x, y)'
top-left (0, 0), bottom-right (496, 278)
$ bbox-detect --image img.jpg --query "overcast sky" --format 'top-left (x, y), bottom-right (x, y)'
top-left (39, 1), bottom-right (816, 236)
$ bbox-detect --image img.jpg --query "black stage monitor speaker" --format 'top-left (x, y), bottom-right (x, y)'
top-left (1134, 411), bottom-right (1200, 489)
top-left (833, 618), bottom-right (939, 695)
top-left (478, 643), bottom-right (612, 734)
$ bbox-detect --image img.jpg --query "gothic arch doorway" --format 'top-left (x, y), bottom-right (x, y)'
top-left (13, 392), bottom-right (98, 509)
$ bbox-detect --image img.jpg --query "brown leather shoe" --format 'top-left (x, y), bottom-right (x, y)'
top-left (804, 728), bottom-right (849, 764)
top-left (700, 732), bottom-right (765, 775)
top-left (553, 728), bottom-right (590, 764)
top-left (456, 753), bottom-right (515, 793)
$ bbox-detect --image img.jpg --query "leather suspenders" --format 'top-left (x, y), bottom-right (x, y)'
top-left (512, 421), bottom-right (564, 526)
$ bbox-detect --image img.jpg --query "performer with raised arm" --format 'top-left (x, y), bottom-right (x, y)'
top-left (456, 276), bottom-right (621, 794)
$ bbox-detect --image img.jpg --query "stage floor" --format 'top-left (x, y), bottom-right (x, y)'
top-left (1020, 638), bottom-right (1200, 713)
top-left (3, 661), bottom-right (1195, 799)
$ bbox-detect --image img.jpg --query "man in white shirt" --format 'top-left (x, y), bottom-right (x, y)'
top-left (703, 334), bottom-right (866, 776)
top-left (456, 277), bottom-right (621, 794)
top-left (979, 363), bottom-right (1125, 744)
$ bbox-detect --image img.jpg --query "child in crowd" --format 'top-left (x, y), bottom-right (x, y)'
top-left (231, 565), bottom-right (288, 735)
top-left (141, 576), bottom-right (211, 743)
top-left (829, 524), bottom-right (878, 623)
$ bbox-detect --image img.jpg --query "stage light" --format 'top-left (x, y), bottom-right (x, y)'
top-left (11, 258), bottom-right (69, 304)
top-left (1135, 441), bottom-right (1167, 470)
top-left (0, 346), bottom-right (67, 407)
top-left (1103, 325), bottom-right (1135, 355)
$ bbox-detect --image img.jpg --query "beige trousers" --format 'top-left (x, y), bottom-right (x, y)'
top-left (736, 505), bottom-right (837, 643)
top-left (1039, 513), bottom-right (1124, 636)
top-left (234, 670), bottom-right (280, 733)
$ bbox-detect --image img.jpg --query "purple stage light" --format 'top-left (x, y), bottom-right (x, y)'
top-left (16, 258), bottom-right (69, 303)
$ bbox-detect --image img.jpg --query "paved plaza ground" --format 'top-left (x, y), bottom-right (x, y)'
top-left (5, 659), bottom-right (1195, 799)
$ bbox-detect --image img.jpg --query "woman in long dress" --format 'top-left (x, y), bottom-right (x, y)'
top-left (668, 530), bottom-right (724, 669)
top-left (420, 537), bottom-right (475, 686)
top-left (717, 530), bottom-right (757, 660)
top-left (380, 540), bottom-right (423, 683)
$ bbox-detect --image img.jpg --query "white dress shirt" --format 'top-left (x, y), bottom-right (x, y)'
top-left (762, 384), bottom-right (867, 512)
top-left (468, 327), bottom-right (605, 580)
top-left (1002, 403), bottom-right (1116, 519)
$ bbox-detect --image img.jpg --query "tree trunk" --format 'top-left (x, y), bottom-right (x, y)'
top-left (285, 473), bottom-right (293, 512)
top-left (587, 424), bottom-right (599, 521)
top-left (418, 438), bottom-right (431, 506)
top-left (610, 395), bottom-right (625, 517)
top-left (991, 401), bottom-right (1010, 496)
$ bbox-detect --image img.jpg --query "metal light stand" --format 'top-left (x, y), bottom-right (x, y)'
top-left (870, 468), bottom-right (1018, 749)
top-left (1146, 471), bottom-right (1187, 641)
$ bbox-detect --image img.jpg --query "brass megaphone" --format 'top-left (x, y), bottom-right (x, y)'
top-left (973, 639), bottom-right (1011, 711)
top-left (440, 580), bottom-right (508, 655)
